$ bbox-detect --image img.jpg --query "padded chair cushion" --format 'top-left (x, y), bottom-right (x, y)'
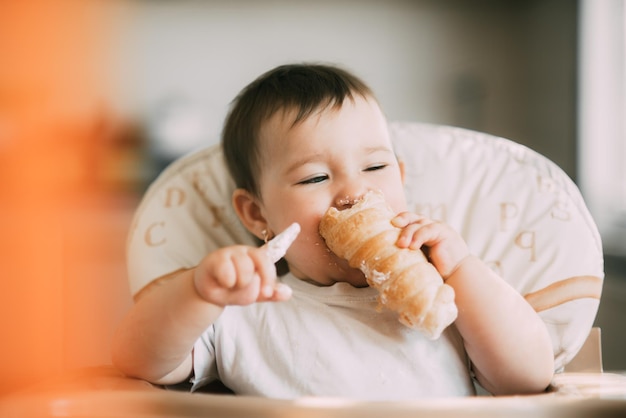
top-left (127, 122), bottom-right (604, 370)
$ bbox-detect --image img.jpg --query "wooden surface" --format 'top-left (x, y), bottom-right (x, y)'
top-left (1, 367), bottom-right (625, 418)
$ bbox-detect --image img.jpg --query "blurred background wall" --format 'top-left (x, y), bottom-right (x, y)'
top-left (1, 0), bottom-right (624, 395)
top-left (105, 0), bottom-right (580, 183)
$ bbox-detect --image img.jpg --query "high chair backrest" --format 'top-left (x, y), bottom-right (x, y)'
top-left (127, 122), bottom-right (604, 371)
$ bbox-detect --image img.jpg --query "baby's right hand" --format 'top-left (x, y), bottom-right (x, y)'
top-left (193, 246), bottom-right (292, 307)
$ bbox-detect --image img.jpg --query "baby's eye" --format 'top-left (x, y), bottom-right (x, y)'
top-left (364, 164), bottom-right (387, 172)
top-left (298, 174), bottom-right (328, 185)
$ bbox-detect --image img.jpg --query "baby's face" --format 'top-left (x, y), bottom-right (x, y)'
top-left (257, 95), bottom-right (406, 287)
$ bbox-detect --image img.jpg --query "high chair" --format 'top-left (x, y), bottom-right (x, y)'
top-left (3, 123), bottom-right (624, 417)
top-left (128, 121), bottom-right (604, 373)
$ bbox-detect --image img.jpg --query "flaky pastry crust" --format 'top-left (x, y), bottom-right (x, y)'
top-left (319, 191), bottom-right (457, 339)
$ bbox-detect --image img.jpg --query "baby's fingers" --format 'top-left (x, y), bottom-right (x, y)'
top-left (391, 212), bottom-right (425, 228)
top-left (196, 246), bottom-right (290, 306)
top-left (248, 248), bottom-right (281, 298)
top-left (392, 213), bottom-right (432, 249)
top-left (210, 252), bottom-right (240, 289)
top-left (251, 250), bottom-right (292, 302)
top-left (267, 282), bottom-right (293, 302)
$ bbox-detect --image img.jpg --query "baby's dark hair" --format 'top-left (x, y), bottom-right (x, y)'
top-left (221, 63), bottom-right (374, 198)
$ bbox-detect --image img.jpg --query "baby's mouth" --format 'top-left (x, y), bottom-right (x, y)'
top-left (335, 196), bottom-right (360, 208)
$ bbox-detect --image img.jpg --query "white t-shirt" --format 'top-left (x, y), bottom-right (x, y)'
top-left (192, 273), bottom-right (475, 400)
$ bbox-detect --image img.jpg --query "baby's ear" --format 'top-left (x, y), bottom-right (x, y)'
top-left (232, 188), bottom-right (267, 241)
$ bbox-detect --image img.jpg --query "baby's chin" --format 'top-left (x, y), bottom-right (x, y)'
top-left (340, 273), bottom-right (369, 288)
top-left (329, 261), bottom-right (369, 287)
top-left (291, 258), bottom-right (368, 288)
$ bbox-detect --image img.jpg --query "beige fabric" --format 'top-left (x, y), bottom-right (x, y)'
top-left (127, 145), bottom-right (255, 298)
top-left (127, 122), bottom-right (604, 370)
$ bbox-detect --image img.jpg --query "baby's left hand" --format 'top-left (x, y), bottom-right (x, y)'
top-left (391, 212), bottom-right (470, 279)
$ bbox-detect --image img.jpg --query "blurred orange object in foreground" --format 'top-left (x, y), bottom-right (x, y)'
top-left (0, 0), bottom-right (134, 395)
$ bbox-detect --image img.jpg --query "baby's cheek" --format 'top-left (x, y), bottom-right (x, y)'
top-left (286, 233), bottom-right (321, 264)
top-left (387, 195), bottom-right (408, 215)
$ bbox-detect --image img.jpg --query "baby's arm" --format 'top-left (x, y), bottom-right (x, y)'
top-left (111, 245), bottom-right (291, 385)
top-left (393, 213), bottom-right (554, 395)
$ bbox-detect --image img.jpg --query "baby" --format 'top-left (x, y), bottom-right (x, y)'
top-left (112, 63), bottom-right (554, 399)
